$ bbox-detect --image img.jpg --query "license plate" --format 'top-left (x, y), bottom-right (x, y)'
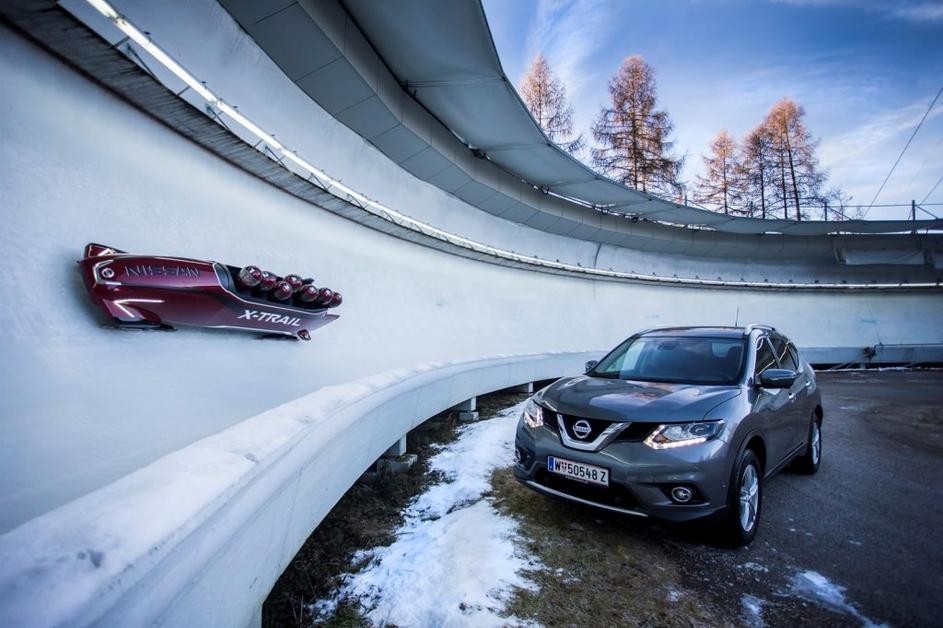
top-left (547, 456), bottom-right (609, 487)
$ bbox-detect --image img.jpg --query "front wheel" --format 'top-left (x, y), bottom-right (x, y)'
top-left (794, 415), bottom-right (822, 474)
top-left (719, 449), bottom-right (763, 547)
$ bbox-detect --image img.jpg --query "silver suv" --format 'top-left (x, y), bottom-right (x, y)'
top-left (514, 325), bottom-right (822, 546)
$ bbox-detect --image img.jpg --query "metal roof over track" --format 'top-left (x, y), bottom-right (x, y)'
top-left (220, 0), bottom-right (941, 238)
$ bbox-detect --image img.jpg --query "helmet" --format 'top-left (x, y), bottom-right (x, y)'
top-left (297, 284), bottom-right (320, 304)
top-left (284, 274), bottom-right (304, 293)
top-left (329, 292), bottom-right (343, 308)
top-left (316, 287), bottom-right (334, 305)
top-left (258, 271), bottom-right (277, 292)
top-left (269, 280), bottom-right (293, 302)
top-left (236, 265), bottom-right (262, 289)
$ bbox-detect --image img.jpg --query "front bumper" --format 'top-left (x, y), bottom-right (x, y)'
top-left (514, 419), bottom-right (731, 523)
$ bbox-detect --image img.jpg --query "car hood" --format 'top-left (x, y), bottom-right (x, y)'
top-left (537, 375), bottom-right (741, 422)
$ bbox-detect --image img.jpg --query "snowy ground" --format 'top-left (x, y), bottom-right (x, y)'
top-left (312, 401), bottom-right (536, 627)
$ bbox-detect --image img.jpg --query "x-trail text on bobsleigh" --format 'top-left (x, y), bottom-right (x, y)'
top-left (79, 243), bottom-right (342, 341)
top-left (514, 326), bottom-right (822, 546)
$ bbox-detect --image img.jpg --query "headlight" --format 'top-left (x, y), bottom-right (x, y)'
top-left (644, 420), bottom-right (724, 449)
top-left (522, 398), bottom-right (544, 429)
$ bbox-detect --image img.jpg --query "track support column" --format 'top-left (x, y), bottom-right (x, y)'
top-left (453, 397), bottom-right (478, 422)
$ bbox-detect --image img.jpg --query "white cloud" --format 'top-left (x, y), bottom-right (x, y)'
top-left (820, 100), bottom-right (943, 216)
top-left (891, 2), bottom-right (943, 22)
top-left (773, 0), bottom-right (943, 23)
top-left (521, 0), bottom-right (628, 136)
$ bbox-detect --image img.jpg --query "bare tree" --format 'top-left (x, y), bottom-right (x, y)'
top-left (591, 55), bottom-right (684, 199)
top-left (763, 98), bottom-right (825, 220)
top-left (693, 130), bottom-right (740, 214)
top-left (823, 187), bottom-right (859, 220)
top-left (519, 53), bottom-right (584, 154)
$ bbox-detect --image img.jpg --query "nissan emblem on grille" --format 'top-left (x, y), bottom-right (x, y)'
top-left (573, 419), bottom-right (592, 439)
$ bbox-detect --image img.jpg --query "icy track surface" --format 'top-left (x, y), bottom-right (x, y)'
top-left (314, 401), bottom-right (537, 627)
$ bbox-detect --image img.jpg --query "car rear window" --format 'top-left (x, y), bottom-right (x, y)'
top-left (591, 336), bottom-right (747, 385)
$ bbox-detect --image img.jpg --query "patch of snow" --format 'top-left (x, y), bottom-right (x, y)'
top-left (666, 588), bottom-right (682, 602)
top-left (738, 562), bottom-right (769, 573)
top-left (313, 401), bottom-right (536, 627)
top-left (788, 570), bottom-right (887, 627)
top-left (740, 594), bottom-right (766, 627)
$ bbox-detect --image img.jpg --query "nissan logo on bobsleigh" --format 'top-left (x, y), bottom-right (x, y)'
top-left (78, 243), bottom-right (342, 342)
top-left (125, 264), bottom-right (202, 277)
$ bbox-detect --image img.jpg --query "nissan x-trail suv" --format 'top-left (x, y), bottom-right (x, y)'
top-left (514, 325), bottom-right (822, 546)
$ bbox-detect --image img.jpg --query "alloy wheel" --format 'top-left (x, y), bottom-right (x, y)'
top-left (811, 420), bottom-right (821, 464)
top-left (739, 464), bottom-right (759, 532)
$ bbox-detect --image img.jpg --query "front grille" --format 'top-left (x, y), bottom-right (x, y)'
top-left (536, 468), bottom-right (641, 511)
top-left (558, 414), bottom-right (614, 441)
top-left (556, 414), bottom-right (655, 443)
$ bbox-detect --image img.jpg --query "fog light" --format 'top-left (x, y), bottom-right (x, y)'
top-left (513, 448), bottom-right (523, 464)
top-left (670, 486), bottom-right (693, 503)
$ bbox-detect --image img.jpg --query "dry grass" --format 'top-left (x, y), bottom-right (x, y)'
top-left (490, 469), bottom-right (735, 627)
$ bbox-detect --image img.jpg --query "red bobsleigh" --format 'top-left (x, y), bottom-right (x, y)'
top-left (78, 243), bottom-right (340, 341)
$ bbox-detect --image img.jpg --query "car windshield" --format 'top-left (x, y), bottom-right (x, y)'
top-left (590, 335), bottom-right (746, 385)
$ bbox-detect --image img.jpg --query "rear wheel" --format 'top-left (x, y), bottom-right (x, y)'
top-left (794, 415), bottom-right (822, 474)
top-left (720, 449), bottom-right (763, 547)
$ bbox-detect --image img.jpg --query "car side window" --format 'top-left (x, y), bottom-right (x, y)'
top-left (785, 344), bottom-right (802, 372)
top-left (754, 337), bottom-right (777, 377)
top-left (769, 334), bottom-right (799, 371)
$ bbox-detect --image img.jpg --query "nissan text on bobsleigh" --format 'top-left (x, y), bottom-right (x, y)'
top-left (79, 243), bottom-right (341, 341)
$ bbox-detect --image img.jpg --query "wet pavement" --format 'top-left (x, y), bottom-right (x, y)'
top-left (672, 370), bottom-right (943, 626)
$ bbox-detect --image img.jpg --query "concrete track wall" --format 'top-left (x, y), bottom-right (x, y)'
top-left (65, 0), bottom-right (943, 281)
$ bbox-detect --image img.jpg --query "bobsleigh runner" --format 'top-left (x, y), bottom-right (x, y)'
top-left (79, 243), bottom-right (341, 341)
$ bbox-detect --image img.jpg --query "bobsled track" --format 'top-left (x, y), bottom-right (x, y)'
top-left (0, 1), bottom-right (941, 626)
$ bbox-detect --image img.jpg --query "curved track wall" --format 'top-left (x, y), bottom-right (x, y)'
top-left (65, 0), bottom-right (943, 282)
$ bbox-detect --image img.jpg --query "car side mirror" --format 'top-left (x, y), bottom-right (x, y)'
top-left (584, 360), bottom-right (599, 374)
top-left (758, 368), bottom-right (798, 389)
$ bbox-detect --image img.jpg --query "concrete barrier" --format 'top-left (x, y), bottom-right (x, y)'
top-left (0, 352), bottom-right (595, 628)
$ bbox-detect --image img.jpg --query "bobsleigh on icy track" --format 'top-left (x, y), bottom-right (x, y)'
top-left (78, 243), bottom-right (341, 341)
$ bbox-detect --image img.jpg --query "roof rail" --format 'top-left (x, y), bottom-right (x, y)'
top-left (744, 323), bottom-right (776, 335)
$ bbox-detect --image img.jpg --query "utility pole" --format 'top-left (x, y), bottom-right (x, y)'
top-left (911, 199), bottom-right (916, 235)
top-left (824, 201), bottom-right (828, 222)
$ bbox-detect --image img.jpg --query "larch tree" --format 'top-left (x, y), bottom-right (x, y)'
top-left (763, 98), bottom-right (825, 220)
top-left (591, 55), bottom-right (684, 199)
top-left (693, 130), bottom-right (740, 214)
top-left (738, 124), bottom-right (775, 219)
top-left (519, 53), bottom-right (584, 154)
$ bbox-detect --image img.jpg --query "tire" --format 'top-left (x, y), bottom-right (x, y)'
top-left (720, 449), bottom-right (763, 547)
top-left (794, 414), bottom-right (822, 475)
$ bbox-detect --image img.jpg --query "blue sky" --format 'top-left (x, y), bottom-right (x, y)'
top-left (482, 0), bottom-right (943, 220)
